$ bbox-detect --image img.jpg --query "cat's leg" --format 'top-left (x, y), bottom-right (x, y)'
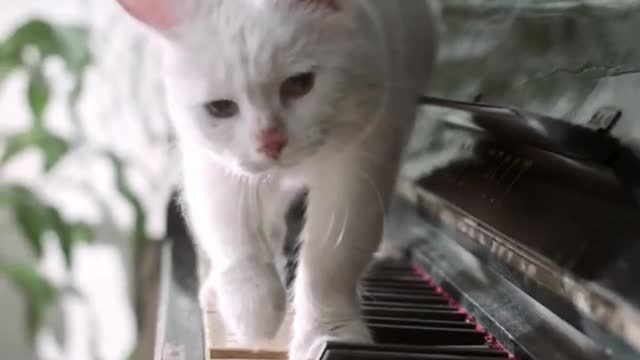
top-left (374, 194), bottom-right (420, 261)
top-left (183, 161), bottom-right (287, 344)
top-left (290, 141), bottom-right (404, 359)
top-left (261, 181), bottom-right (304, 285)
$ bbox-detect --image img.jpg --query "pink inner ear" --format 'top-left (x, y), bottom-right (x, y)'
top-left (117, 0), bottom-right (177, 30)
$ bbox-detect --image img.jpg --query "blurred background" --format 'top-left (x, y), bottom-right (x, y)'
top-left (1, 1), bottom-right (640, 359)
top-left (1, 1), bottom-right (174, 359)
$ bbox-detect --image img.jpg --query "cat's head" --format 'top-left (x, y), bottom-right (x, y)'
top-left (118, 0), bottom-right (384, 175)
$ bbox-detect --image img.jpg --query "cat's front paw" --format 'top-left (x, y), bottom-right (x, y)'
top-left (374, 235), bottom-right (408, 261)
top-left (289, 317), bottom-right (371, 360)
top-left (215, 262), bottom-right (287, 345)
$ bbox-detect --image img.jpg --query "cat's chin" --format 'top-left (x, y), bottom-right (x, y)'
top-left (236, 160), bottom-right (298, 177)
top-left (239, 161), bottom-right (272, 175)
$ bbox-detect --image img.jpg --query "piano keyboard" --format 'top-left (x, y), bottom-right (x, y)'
top-left (206, 260), bottom-right (514, 360)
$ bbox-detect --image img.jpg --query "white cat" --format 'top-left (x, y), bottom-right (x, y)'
top-left (116, 0), bottom-right (437, 358)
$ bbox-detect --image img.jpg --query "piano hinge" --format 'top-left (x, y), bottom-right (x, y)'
top-left (587, 106), bottom-right (622, 133)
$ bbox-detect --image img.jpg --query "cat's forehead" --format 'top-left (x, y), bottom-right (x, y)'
top-left (166, 3), bottom-right (342, 86)
top-left (161, 1), bottom-right (355, 103)
top-left (168, 26), bottom-right (314, 87)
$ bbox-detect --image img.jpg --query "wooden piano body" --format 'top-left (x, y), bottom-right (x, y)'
top-left (153, 97), bottom-right (640, 360)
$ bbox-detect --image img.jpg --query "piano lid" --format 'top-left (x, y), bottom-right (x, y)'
top-left (402, 96), bottom-right (640, 357)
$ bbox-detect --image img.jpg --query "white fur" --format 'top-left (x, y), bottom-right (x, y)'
top-left (117, 0), bottom-right (437, 358)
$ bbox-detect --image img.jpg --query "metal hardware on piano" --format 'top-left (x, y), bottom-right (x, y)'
top-left (153, 97), bottom-right (640, 360)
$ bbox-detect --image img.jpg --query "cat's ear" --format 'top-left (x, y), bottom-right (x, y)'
top-left (116, 0), bottom-right (194, 31)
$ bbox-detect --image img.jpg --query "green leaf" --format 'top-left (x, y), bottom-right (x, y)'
top-left (0, 184), bottom-right (30, 204)
top-left (104, 152), bottom-right (147, 262)
top-left (0, 261), bottom-right (58, 342)
top-left (1, 132), bottom-right (36, 165)
top-left (0, 186), bottom-right (78, 266)
top-left (1, 19), bottom-right (92, 138)
top-left (127, 348), bottom-right (138, 360)
top-left (4, 186), bottom-right (52, 257)
top-left (0, 20), bottom-right (58, 62)
top-left (54, 26), bottom-right (91, 137)
top-left (0, 19), bottom-right (91, 83)
top-left (0, 20), bottom-right (91, 77)
top-left (69, 222), bottom-right (94, 244)
top-left (54, 25), bottom-right (92, 77)
top-left (0, 19), bottom-right (91, 114)
top-left (57, 26), bottom-right (91, 137)
top-left (13, 202), bottom-right (49, 257)
top-left (39, 133), bottom-right (69, 172)
top-left (28, 66), bottom-right (50, 124)
top-left (0, 55), bottom-right (21, 83)
top-left (0, 130), bottom-right (70, 171)
top-left (42, 209), bottom-right (93, 268)
top-left (0, 187), bottom-right (11, 203)
top-left (46, 207), bottom-right (73, 267)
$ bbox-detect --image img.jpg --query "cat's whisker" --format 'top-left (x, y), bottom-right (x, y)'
top-left (354, 167), bottom-right (386, 218)
top-left (334, 206), bottom-right (350, 249)
top-left (250, 176), bottom-right (259, 221)
top-left (323, 210), bottom-right (337, 246)
top-left (239, 176), bottom-right (249, 230)
top-left (319, 317), bottom-right (360, 327)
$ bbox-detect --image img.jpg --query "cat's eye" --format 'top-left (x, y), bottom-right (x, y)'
top-left (205, 100), bottom-right (239, 118)
top-left (281, 72), bottom-right (315, 100)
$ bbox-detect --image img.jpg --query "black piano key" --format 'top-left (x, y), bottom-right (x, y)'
top-left (363, 306), bottom-right (468, 322)
top-left (363, 271), bottom-right (423, 278)
top-left (368, 262), bottom-right (414, 271)
top-left (366, 269), bottom-right (417, 277)
top-left (362, 289), bottom-right (444, 300)
top-left (362, 292), bottom-right (448, 304)
top-left (362, 275), bottom-right (426, 282)
top-left (363, 280), bottom-right (432, 287)
top-left (361, 285), bottom-right (438, 295)
top-left (321, 342), bottom-right (510, 360)
top-left (361, 285), bottom-right (437, 295)
top-left (362, 301), bottom-right (452, 311)
top-left (362, 286), bottom-right (439, 296)
top-left (361, 278), bottom-right (433, 287)
top-left (322, 349), bottom-right (505, 360)
top-left (365, 316), bottom-right (477, 330)
top-left (364, 274), bottom-right (421, 281)
top-left (367, 264), bottom-right (414, 272)
top-left (370, 324), bottom-right (487, 346)
top-left (362, 301), bottom-right (451, 311)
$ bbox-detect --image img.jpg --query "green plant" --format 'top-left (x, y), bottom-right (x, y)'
top-left (0, 18), bottom-right (150, 351)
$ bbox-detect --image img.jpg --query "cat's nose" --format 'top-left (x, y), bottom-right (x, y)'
top-left (257, 127), bottom-right (287, 160)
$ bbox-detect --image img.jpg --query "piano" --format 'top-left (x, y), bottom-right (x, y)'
top-left (152, 96), bottom-right (640, 360)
